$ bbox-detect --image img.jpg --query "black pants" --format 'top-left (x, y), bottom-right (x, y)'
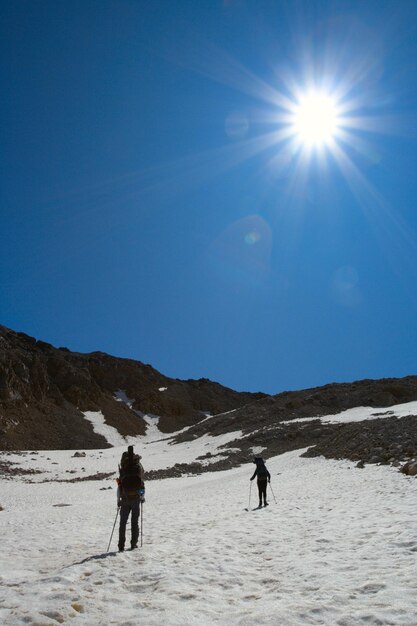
top-left (257, 477), bottom-right (268, 505)
top-left (118, 498), bottom-right (140, 549)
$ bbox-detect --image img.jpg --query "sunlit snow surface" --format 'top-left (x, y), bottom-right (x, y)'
top-left (0, 403), bottom-right (416, 625)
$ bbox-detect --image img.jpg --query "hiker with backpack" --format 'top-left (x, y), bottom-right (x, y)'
top-left (117, 445), bottom-right (145, 551)
top-left (250, 456), bottom-right (271, 508)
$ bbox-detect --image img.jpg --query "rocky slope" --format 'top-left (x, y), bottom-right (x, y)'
top-left (163, 377), bottom-right (417, 476)
top-left (301, 414), bottom-right (417, 466)
top-left (173, 377), bottom-right (417, 441)
top-left (0, 325), bottom-right (265, 450)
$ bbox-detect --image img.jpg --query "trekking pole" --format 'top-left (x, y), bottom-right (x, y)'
top-left (107, 508), bottom-right (119, 552)
top-left (140, 501), bottom-right (144, 547)
top-left (246, 481), bottom-right (252, 511)
top-left (269, 482), bottom-right (277, 505)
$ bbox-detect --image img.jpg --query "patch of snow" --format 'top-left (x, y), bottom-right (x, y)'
top-left (251, 445), bottom-right (267, 456)
top-left (281, 400), bottom-right (417, 426)
top-left (83, 411), bottom-right (127, 447)
top-left (158, 387), bottom-right (167, 391)
top-left (140, 412), bottom-right (162, 440)
top-left (114, 389), bottom-right (134, 408)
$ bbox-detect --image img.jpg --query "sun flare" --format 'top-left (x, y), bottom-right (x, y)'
top-left (292, 92), bottom-right (340, 147)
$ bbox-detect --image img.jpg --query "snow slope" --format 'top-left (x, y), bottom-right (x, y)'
top-left (1, 445), bottom-right (416, 626)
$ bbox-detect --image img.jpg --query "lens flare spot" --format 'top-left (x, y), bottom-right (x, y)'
top-left (225, 111), bottom-right (249, 139)
top-left (244, 231), bottom-right (261, 245)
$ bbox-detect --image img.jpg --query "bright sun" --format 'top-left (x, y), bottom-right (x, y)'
top-left (292, 91), bottom-right (340, 147)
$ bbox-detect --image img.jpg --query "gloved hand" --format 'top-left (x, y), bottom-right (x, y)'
top-left (140, 495), bottom-right (145, 503)
top-left (117, 499), bottom-right (122, 508)
top-left (250, 477), bottom-right (254, 481)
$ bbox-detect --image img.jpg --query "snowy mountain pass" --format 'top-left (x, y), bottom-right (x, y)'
top-left (1, 450), bottom-right (416, 626)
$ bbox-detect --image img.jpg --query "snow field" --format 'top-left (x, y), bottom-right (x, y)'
top-left (1, 449), bottom-right (416, 626)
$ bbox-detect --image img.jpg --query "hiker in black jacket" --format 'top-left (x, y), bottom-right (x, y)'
top-left (250, 457), bottom-right (271, 507)
top-left (117, 445), bottom-right (145, 551)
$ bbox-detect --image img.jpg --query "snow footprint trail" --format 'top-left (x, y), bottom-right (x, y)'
top-left (112, 457), bottom-right (416, 626)
top-left (266, 456), bottom-right (417, 626)
top-left (1, 450), bottom-right (416, 625)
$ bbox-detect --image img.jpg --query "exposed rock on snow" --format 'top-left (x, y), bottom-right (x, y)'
top-left (302, 415), bottom-right (417, 467)
top-left (400, 460), bottom-right (417, 476)
top-left (0, 457), bottom-right (43, 478)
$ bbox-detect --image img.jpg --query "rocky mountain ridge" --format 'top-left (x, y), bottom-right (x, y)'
top-left (1, 325), bottom-right (416, 476)
top-left (0, 325), bottom-right (265, 450)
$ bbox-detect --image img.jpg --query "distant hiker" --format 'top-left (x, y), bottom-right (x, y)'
top-left (250, 456), bottom-right (271, 508)
top-left (117, 445), bottom-right (145, 551)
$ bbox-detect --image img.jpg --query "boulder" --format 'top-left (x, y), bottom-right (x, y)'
top-left (400, 460), bottom-right (417, 476)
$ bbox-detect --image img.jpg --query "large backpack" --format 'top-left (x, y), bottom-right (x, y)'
top-left (119, 452), bottom-right (144, 495)
top-left (255, 458), bottom-right (268, 478)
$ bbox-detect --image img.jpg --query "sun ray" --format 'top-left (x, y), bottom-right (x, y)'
top-left (330, 141), bottom-right (417, 263)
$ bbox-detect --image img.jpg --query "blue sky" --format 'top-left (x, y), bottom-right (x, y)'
top-left (1, 0), bottom-right (416, 394)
